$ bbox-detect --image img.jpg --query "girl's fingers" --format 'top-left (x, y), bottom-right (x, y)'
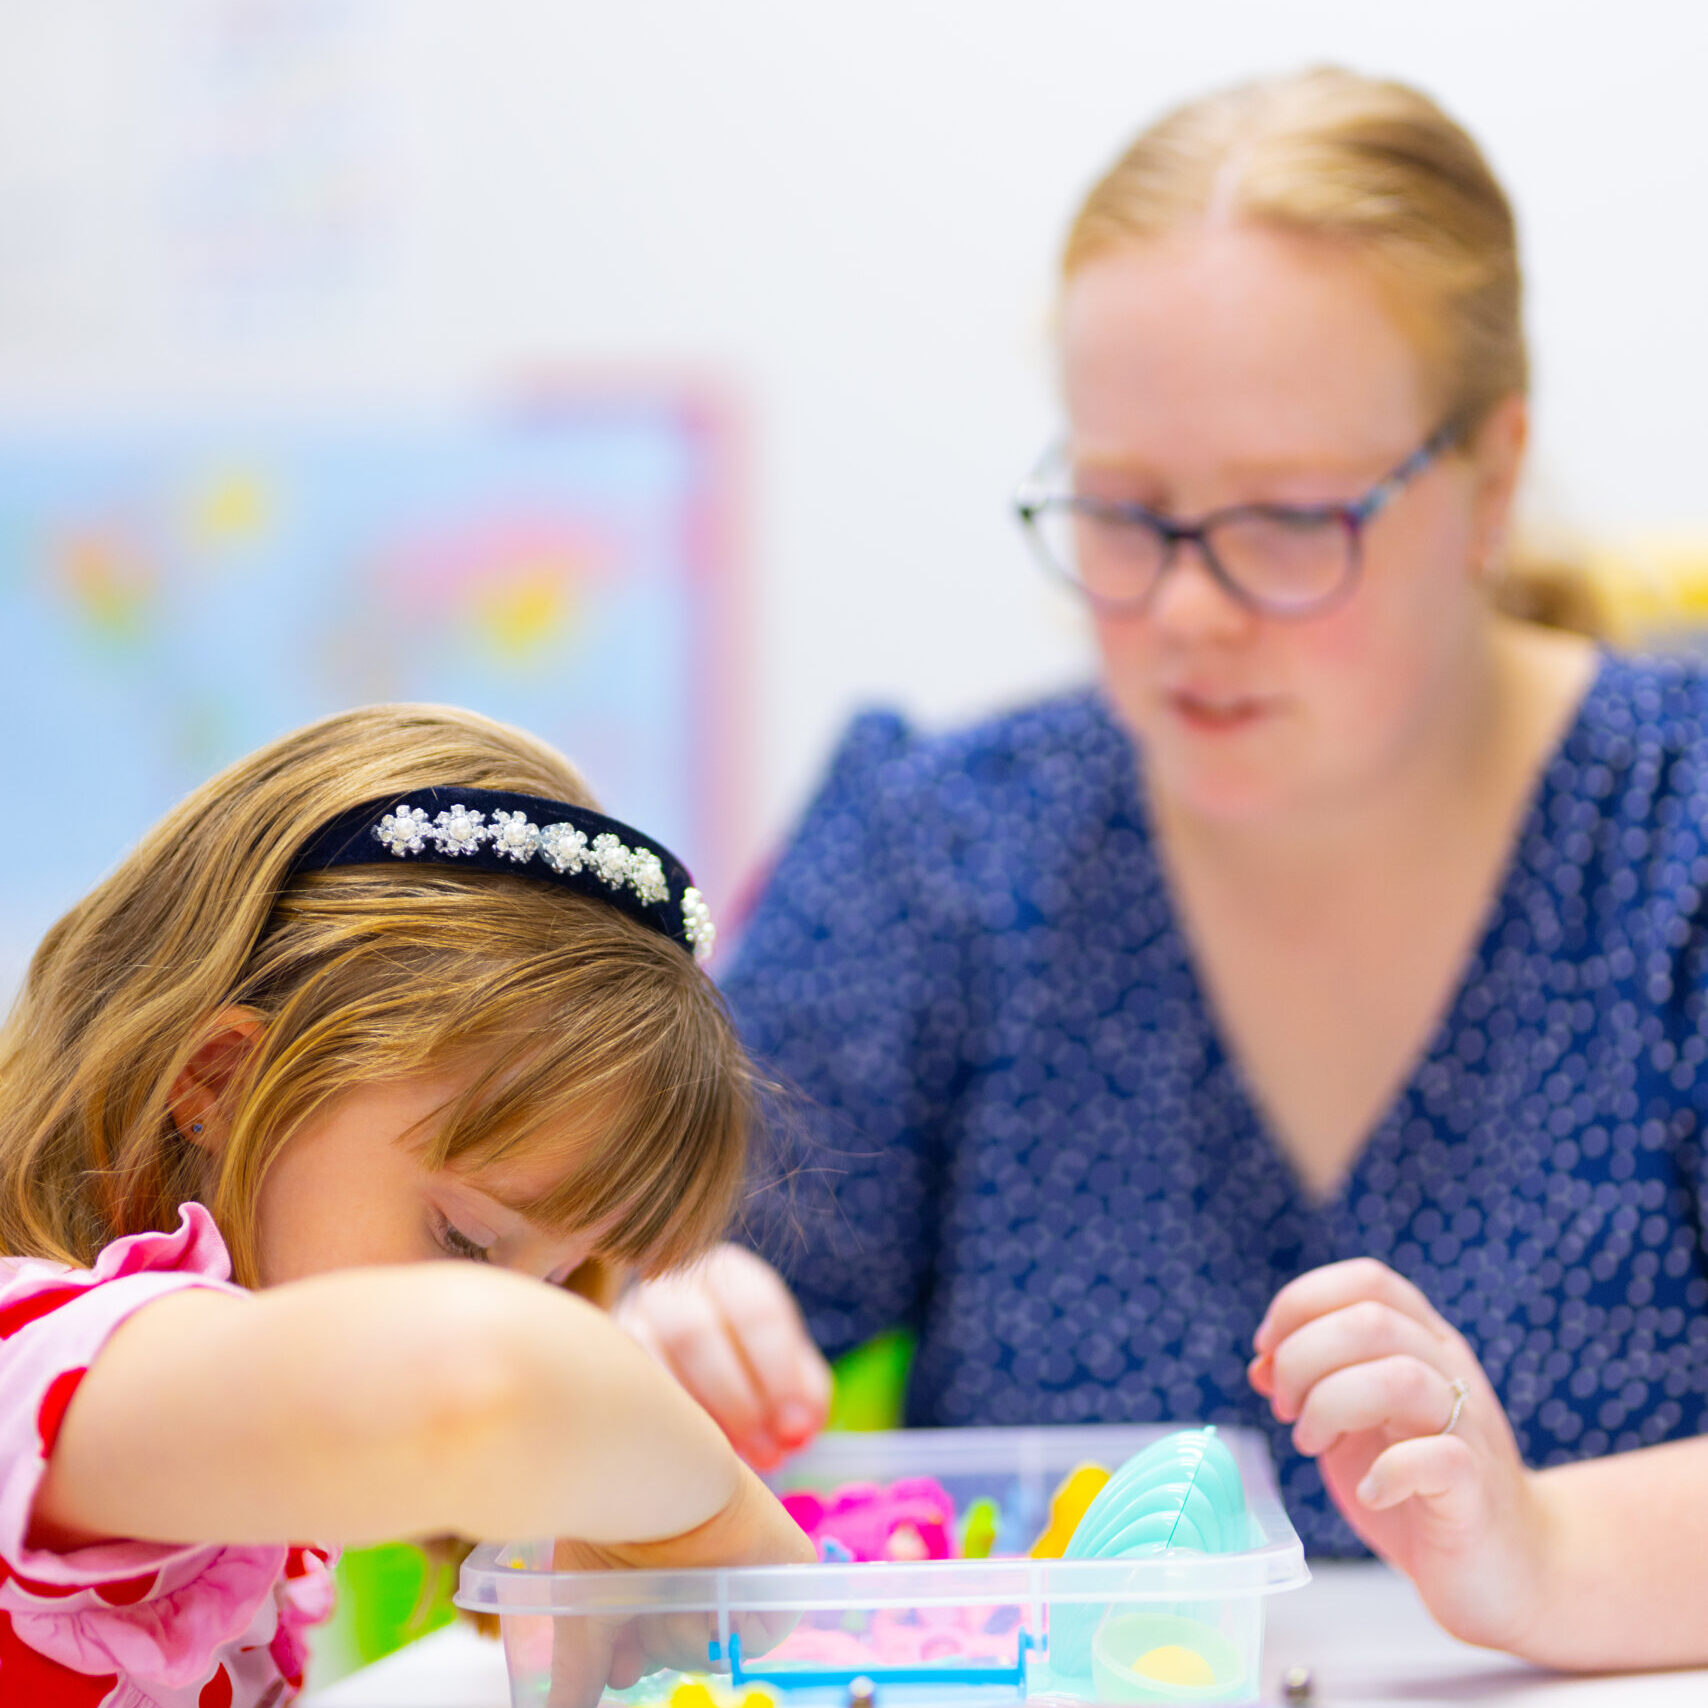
top-left (1265, 1298), bottom-right (1451, 1422)
top-left (1354, 1432), bottom-right (1481, 1524)
top-left (1255, 1258), bottom-right (1450, 1356)
top-left (1289, 1355), bottom-right (1467, 1456)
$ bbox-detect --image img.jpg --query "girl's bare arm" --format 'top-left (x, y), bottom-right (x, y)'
top-left (33, 1264), bottom-right (809, 1560)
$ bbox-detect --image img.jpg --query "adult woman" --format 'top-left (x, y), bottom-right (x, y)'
top-left (626, 69), bottom-right (1708, 1665)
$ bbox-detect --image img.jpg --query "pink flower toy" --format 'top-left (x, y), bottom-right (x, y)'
top-left (782, 1478), bottom-right (958, 1563)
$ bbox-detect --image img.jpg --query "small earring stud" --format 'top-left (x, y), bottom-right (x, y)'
top-left (190, 1122), bottom-right (204, 1135)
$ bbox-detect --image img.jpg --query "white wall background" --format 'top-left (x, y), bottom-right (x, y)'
top-left (3, 0), bottom-right (1707, 885)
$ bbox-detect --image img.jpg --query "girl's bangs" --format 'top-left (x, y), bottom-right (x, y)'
top-left (425, 1005), bottom-right (747, 1276)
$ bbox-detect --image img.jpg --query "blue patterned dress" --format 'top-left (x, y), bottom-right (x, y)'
top-left (727, 653), bottom-right (1708, 1554)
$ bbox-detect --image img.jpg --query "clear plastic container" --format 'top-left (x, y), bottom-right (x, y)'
top-left (457, 1424), bottom-right (1308, 1708)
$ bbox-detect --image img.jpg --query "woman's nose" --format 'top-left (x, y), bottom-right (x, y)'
top-left (1146, 538), bottom-right (1258, 642)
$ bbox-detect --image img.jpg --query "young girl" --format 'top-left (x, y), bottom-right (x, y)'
top-left (0, 702), bottom-right (815, 1707)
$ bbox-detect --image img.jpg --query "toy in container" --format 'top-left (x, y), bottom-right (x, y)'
top-left (457, 1424), bottom-right (1307, 1707)
top-left (785, 1477), bottom-right (958, 1562)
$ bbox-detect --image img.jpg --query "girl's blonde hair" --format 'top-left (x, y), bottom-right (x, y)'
top-left (0, 704), bottom-right (752, 1287)
top-left (1064, 66), bottom-right (1599, 633)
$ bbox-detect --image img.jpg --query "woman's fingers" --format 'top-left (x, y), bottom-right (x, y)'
top-left (701, 1247), bottom-right (832, 1450)
top-left (1289, 1354), bottom-right (1467, 1457)
top-left (1255, 1257), bottom-right (1449, 1356)
top-left (1354, 1432), bottom-right (1481, 1521)
top-left (1263, 1295), bottom-right (1453, 1423)
top-left (617, 1271), bottom-right (775, 1459)
top-left (617, 1247), bottom-right (829, 1467)
top-left (1248, 1260), bottom-right (1546, 1657)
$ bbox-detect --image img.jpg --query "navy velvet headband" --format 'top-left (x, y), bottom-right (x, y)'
top-left (290, 786), bottom-right (714, 961)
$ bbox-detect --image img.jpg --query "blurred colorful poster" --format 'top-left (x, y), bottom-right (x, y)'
top-left (0, 397), bottom-right (743, 992)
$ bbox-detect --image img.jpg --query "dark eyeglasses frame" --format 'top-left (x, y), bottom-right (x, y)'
top-left (1014, 420), bottom-right (1462, 618)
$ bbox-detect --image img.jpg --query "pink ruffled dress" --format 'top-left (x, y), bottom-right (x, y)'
top-left (0, 1204), bottom-right (336, 1707)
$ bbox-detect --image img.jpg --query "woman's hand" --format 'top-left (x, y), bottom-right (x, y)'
top-left (617, 1244), bottom-right (832, 1469)
top-left (1249, 1257), bottom-right (1550, 1655)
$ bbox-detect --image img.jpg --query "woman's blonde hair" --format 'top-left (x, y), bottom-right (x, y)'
top-left (1065, 65), bottom-right (1522, 437)
top-left (1064, 66), bottom-right (1599, 633)
top-left (0, 704), bottom-right (753, 1287)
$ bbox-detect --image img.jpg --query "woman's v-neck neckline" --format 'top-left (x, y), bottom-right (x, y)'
top-left (1112, 652), bottom-right (1612, 1218)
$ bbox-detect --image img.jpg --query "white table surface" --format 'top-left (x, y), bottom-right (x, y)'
top-left (301, 1561), bottom-right (1708, 1707)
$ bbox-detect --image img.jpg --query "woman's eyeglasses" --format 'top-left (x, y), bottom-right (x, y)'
top-left (1014, 422), bottom-right (1459, 618)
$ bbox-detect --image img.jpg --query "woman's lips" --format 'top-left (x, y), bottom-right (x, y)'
top-left (1167, 689), bottom-right (1273, 733)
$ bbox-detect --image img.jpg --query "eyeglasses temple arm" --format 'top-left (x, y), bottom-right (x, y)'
top-left (1348, 420), bottom-right (1463, 524)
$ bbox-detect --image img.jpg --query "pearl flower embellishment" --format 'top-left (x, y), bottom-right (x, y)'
top-left (367, 797), bottom-right (714, 960)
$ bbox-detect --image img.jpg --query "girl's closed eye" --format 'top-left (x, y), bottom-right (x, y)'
top-left (431, 1209), bottom-right (493, 1264)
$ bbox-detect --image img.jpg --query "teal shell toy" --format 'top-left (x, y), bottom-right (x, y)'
top-left (1048, 1427), bottom-right (1250, 1681)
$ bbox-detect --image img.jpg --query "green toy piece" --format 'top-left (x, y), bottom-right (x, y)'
top-left (960, 1496), bottom-right (1000, 1559)
top-left (307, 1543), bottom-right (457, 1688)
top-left (1091, 1611), bottom-right (1245, 1704)
top-left (826, 1327), bottom-right (916, 1432)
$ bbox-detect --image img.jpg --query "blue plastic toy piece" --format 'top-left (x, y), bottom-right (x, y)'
top-left (709, 1629), bottom-right (1036, 1691)
top-left (1063, 1426), bottom-right (1247, 1559)
top-left (1049, 1428), bottom-right (1249, 1677)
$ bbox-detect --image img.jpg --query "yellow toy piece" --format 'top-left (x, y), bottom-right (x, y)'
top-left (665, 1681), bottom-right (775, 1708)
top-left (1134, 1644), bottom-right (1216, 1687)
top-left (668, 1683), bottom-right (719, 1708)
top-left (1029, 1463), bottom-right (1111, 1558)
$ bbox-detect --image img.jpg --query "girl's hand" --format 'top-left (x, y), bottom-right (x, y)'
top-left (617, 1245), bottom-right (831, 1469)
top-left (547, 1465), bottom-right (815, 1708)
top-left (565, 1460), bottom-right (816, 1574)
top-left (1250, 1258), bottom-right (1550, 1655)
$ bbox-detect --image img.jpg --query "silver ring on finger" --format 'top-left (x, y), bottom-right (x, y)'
top-left (1438, 1375), bottom-right (1470, 1436)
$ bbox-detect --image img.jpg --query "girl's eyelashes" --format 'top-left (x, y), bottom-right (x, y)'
top-left (432, 1210), bottom-right (493, 1264)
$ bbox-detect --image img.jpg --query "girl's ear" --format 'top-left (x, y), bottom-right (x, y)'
top-left (169, 1007), bottom-right (265, 1154)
